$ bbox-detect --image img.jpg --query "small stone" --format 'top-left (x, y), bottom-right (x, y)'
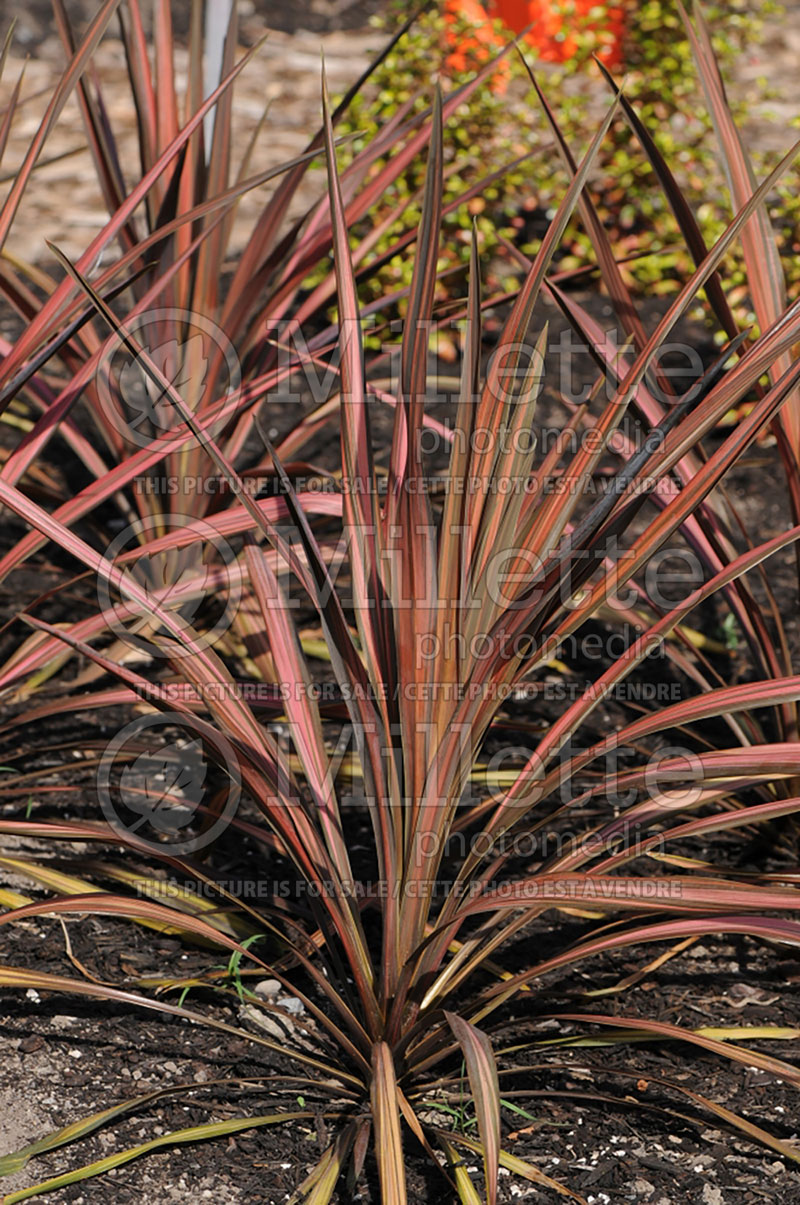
top-left (277, 996), bottom-right (305, 1016)
top-left (239, 1003), bottom-right (293, 1039)
top-left (253, 979), bottom-right (281, 999)
top-left (702, 1188), bottom-right (725, 1205)
top-left (19, 1036), bottom-right (44, 1053)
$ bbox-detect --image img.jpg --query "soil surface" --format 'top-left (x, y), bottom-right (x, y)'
top-left (0, 907), bottom-right (799, 1204)
top-left (1, 3), bottom-right (800, 1205)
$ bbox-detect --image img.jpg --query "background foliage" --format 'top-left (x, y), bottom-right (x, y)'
top-left (336, 0), bottom-right (796, 331)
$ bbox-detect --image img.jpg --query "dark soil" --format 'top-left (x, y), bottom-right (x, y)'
top-left (1, 894), bottom-right (799, 1203)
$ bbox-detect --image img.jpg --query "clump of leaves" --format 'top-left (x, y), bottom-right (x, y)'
top-left (0, 0), bottom-right (508, 684)
top-left (2, 3), bottom-right (800, 1203)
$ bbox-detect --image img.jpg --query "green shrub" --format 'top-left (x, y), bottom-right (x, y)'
top-left (336, 0), bottom-right (794, 327)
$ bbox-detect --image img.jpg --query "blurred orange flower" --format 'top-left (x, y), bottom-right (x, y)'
top-left (442, 0), bottom-right (627, 84)
top-left (442, 0), bottom-right (511, 92)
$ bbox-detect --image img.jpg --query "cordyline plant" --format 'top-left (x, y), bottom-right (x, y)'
top-left (0, 0), bottom-right (519, 690)
top-left (2, 3), bottom-right (800, 1203)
